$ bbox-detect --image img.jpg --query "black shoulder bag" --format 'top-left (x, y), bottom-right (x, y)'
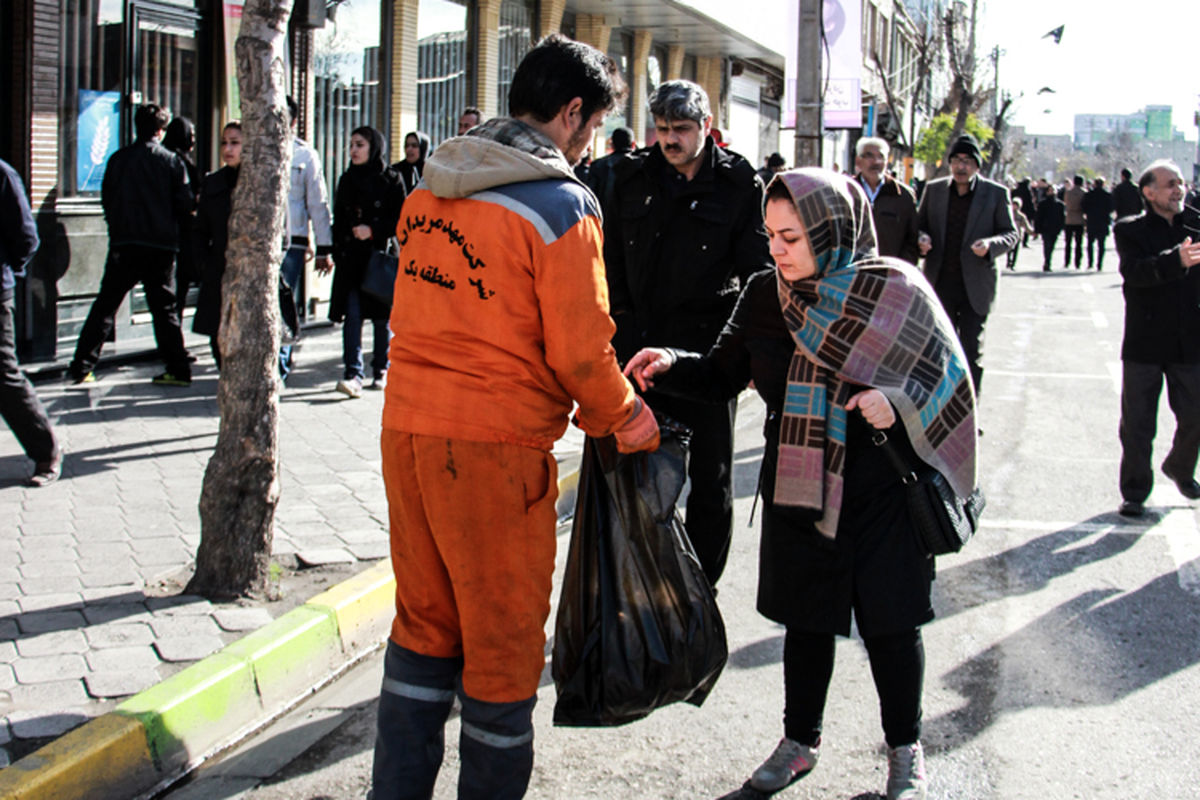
top-left (872, 430), bottom-right (985, 555)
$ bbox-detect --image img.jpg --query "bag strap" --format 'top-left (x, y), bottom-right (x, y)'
top-left (871, 430), bottom-right (919, 485)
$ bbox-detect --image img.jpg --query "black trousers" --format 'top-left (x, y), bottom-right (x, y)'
top-left (782, 627), bottom-right (925, 749)
top-left (644, 390), bottom-right (736, 586)
top-left (1119, 361), bottom-right (1200, 504)
top-left (934, 269), bottom-right (987, 395)
top-left (70, 244), bottom-right (190, 380)
top-left (1063, 224), bottom-right (1084, 268)
top-left (1, 285), bottom-right (56, 463)
top-left (1087, 230), bottom-right (1109, 270)
top-left (1041, 231), bottom-right (1060, 269)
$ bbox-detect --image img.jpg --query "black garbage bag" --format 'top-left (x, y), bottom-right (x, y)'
top-left (551, 420), bottom-right (728, 727)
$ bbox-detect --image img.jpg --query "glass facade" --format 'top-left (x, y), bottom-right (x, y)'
top-left (496, 0), bottom-right (534, 117)
top-left (417, 0), bottom-right (470, 146)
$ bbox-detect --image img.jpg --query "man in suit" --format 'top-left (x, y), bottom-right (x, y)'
top-left (854, 136), bottom-right (920, 264)
top-left (917, 134), bottom-right (1018, 395)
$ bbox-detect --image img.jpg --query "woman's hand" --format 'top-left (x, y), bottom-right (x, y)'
top-left (846, 389), bottom-right (895, 429)
top-left (352, 224), bottom-right (373, 241)
top-left (622, 348), bottom-right (674, 392)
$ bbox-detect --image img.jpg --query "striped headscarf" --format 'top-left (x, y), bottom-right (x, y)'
top-left (770, 168), bottom-right (978, 540)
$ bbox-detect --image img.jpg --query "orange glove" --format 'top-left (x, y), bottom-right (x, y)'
top-left (614, 397), bottom-right (660, 453)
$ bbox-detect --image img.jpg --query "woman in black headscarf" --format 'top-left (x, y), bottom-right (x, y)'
top-left (390, 130), bottom-right (432, 197)
top-left (192, 121), bottom-right (242, 365)
top-left (163, 116), bottom-right (200, 316)
top-left (330, 125), bottom-right (406, 397)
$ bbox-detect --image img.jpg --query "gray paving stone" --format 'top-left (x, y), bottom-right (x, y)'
top-left (0, 619), bottom-right (17, 640)
top-left (15, 534), bottom-right (75, 551)
top-left (290, 536), bottom-right (346, 552)
top-left (0, 664), bottom-right (14, 692)
top-left (0, 717), bottom-right (10, 744)
top-left (149, 615), bottom-right (219, 638)
top-left (85, 670), bottom-right (161, 699)
top-left (79, 567), bottom-right (144, 587)
top-left (14, 630), bottom-right (88, 658)
top-left (0, 641), bottom-right (13, 661)
top-left (86, 644), bottom-right (161, 673)
top-left (145, 595), bottom-right (213, 615)
top-left (81, 583), bottom-right (147, 604)
top-left (330, 527), bottom-right (387, 544)
top-left (296, 548), bottom-right (355, 567)
top-left (344, 539), bottom-right (389, 561)
top-left (13, 519), bottom-right (76, 536)
top-left (154, 635), bottom-right (224, 663)
top-left (0, 567), bottom-right (20, 583)
top-left (12, 653), bottom-right (88, 683)
top-left (19, 576), bottom-right (83, 596)
top-left (74, 542), bottom-right (133, 561)
top-left (81, 603), bottom-right (150, 626)
top-left (17, 560), bottom-right (81, 579)
top-left (84, 622), bottom-right (155, 649)
top-left (16, 592), bottom-right (83, 614)
top-left (79, 524), bottom-right (132, 543)
top-left (6, 708), bottom-right (89, 739)
top-left (212, 607), bottom-right (274, 632)
top-left (15, 609), bottom-right (86, 634)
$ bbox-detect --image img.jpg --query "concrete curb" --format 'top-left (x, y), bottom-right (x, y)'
top-left (0, 470), bottom-right (582, 800)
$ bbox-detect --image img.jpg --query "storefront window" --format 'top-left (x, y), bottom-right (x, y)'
top-left (496, 0), bottom-right (534, 116)
top-left (417, 0), bottom-right (470, 146)
top-left (312, 0), bottom-right (385, 196)
top-left (60, 0), bottom-right (200, 197)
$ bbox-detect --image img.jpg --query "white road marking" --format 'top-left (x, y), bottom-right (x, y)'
top-left (987, 369), bottom-right (1110, 380)
top-left (1091, 310), bottom-right (1108, 329)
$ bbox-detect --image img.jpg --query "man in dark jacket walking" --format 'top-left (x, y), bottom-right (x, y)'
top-left (585, 125), bottom-right (634, 217)
top-left (1, 158), bottom-right (60, 485)
top-left (1113, 168), bottom-right (1143, 219)
top-left (854, 136), bottom-right (919, 264)
top-left (1035, 190), bottom-right (1065, 271)
top-left (604, 79), bottom-right (772, 586)
top-left (1114, 160), bottom-right (1200, 518)
top-left (69, 103), bottom-right (195, 385)
top-left (1082, 176), bottom-right (1115, 270)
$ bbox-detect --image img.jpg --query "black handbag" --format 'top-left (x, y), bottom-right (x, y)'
top-left (872, 429), bottom-right (985, 555)
top-left (360, 240), bottom-right (399, 304)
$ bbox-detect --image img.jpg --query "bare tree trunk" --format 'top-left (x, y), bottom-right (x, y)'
top-left (939, 0), bottom-right (978, 176)
top-left (188, 0), bottom-right (294, 600)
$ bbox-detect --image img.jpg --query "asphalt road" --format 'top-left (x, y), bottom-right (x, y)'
top-left (163, 241), bottom-right (1200, 799)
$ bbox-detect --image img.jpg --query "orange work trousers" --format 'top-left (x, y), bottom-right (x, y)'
top-left (381, 429), bottom-right (559, 703)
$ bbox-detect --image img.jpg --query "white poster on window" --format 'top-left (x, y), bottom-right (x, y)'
top-left (823, 0), bottom-right (862, 129)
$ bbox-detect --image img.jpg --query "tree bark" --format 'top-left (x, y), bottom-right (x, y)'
top-left (188, 0), bottom-right (294, 600)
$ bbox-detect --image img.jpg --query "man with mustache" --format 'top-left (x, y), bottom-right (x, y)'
top-left (604, 79), bottom-right (772, 587)
top-left (854, 136), bottom-right (919, 264)
top-left (1113, 160), bottom-right (1200, 518)
top-left (916, 133), bottom-right (1018, 397)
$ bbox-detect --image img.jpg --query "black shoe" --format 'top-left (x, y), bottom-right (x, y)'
top-left (29, 450), bottom-right (62, 487)
top-left (1118, 500), bottom-right (1145, 518)
top-left (152, 372), bottom-right (192, 387)
top-left (1162, 463), bottom-right (1200, 499)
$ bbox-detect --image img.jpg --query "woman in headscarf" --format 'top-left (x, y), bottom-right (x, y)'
top-left (330, 125), bottom-right (406, 397)
top-left (192, 121), bottom-right (242, 366)
top-left (163, 116), bottom-right (200, 316)
top-left (390, 130), bottom-right (431, 197)
top-left (624, 168), bottom-right (979, 800)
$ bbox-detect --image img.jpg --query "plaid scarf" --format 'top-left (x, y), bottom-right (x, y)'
top-left (771, 169), bottom-right (978, 540)
top-left (466, 117), bottom-right (574, 175)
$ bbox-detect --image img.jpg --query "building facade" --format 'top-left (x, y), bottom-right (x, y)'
top-left (3, 0), bottom-right (784, 365)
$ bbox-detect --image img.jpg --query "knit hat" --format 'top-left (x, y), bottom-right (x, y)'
top-left (948, 134), bottom-right (982, 166)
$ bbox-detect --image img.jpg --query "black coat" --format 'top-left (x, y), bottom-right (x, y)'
top-left (603, 141), bottom-right (772, 362)
top-left (657, 271), bottom-right (933, 636)
top-left (192, 166), bottom-right (237, 337)
top-left (1013, 179), bottom-right (1037, 220)
top-left (329, 166), bottom-right (406, 322)
top-left (1112, 178), bottom-right (1144, 220)
top-left (1035, 196), bottom-right (1065, 238)
top-left (1115, 211), bottom-right (1200, 364)
top-left (1082, 186), bottom-right (1115, 235)
top-left (101, 139), bottom-right (194, 251)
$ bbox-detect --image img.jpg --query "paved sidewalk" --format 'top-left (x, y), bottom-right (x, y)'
top-left (0, 325), bottom-right (585, 768)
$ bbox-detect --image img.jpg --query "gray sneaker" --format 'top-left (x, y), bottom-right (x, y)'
top-left (749, 737), bottom-right (819, 792)
top-left (336, 376), bottom-right (363, 398)
top-left (886, 741), bottom-right (927, 800)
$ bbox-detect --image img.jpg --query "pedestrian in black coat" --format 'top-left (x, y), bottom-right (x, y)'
top-left (389, 130), bottom-right (431, 197)
top-left (1012, 178), bottom-right (1037, 245)
top-left (163, 116), bottom-right (200, 315)
top-left (1035, 192), bottom-right (1065, 271)
top-left (329, 125), bottom-right (406, 397)
top-left (1082, 177), bottom-right (1115, 270)
top-left (192, 122), bottom-right (242, 364)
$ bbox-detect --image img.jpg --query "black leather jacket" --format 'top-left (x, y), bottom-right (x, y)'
top-left (1115, 209), bottom-right (1200, 363)
top-left (101, 139), bottom-right (195, 251)
top-left (603, 140), bottom-right (772, 361)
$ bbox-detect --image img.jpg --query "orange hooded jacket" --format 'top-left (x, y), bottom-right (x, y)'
top-left (381, 123), bottom-right (636, 448)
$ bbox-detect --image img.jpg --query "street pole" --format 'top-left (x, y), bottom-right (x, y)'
top-left (794, 0), bottom-right (822, 167)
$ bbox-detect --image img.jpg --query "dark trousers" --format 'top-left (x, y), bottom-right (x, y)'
top-left (1063, 224), bottom-right (1084, 268)
top-left (1087, 230), bottom-right (1109, 270)
top-left (783, 627), bottom-right (924, 748)
top-left (1041, 232), bottom-right (1060, 270)
top-left (70, 245), bottom-right (190, 380)
top-left (934, 270), bottom-right (987, 395)
top-left (1005, 240), bottom-right (1021, 268)
top-left (372, 641), bottom-right (535, 800)
top-left (643, 390), bottom-right (736, 586)
top-left (1119, 361), bottom-right (1200, 504)
top-left (1, 286), bottom-right (56, 463)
